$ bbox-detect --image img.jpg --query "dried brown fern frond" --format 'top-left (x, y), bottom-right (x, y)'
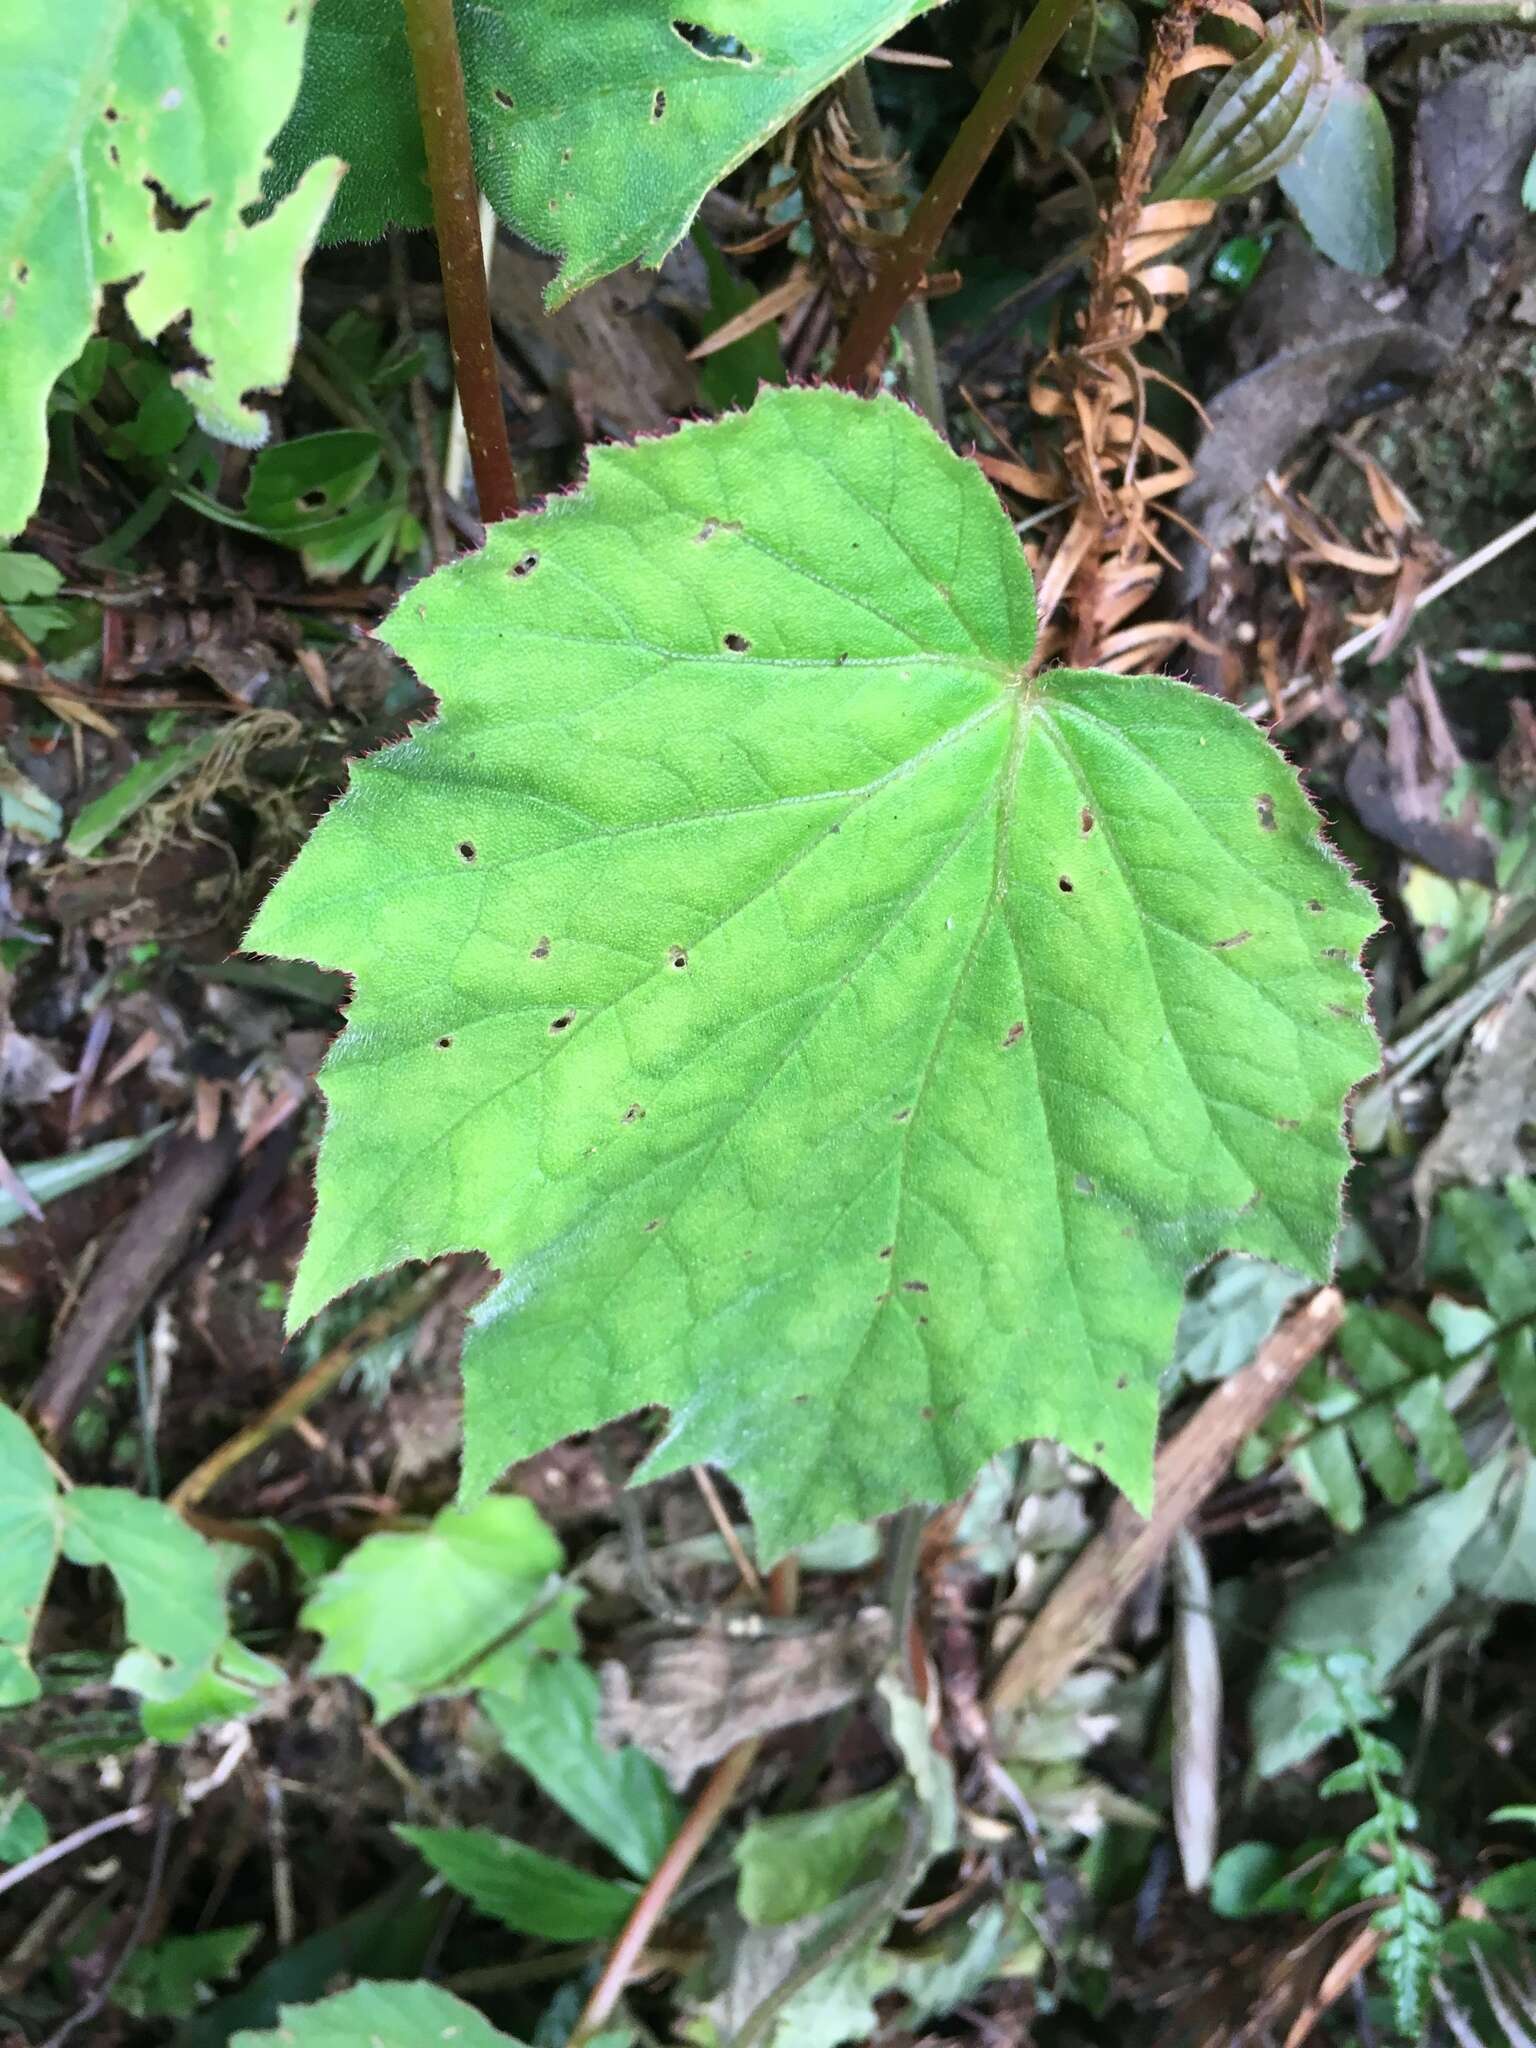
top-left (1019, 0), bottom-right (1267, 672)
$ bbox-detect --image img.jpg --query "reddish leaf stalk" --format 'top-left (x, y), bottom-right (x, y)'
top-left (831, 0), bottom-right (1093, 390)
top-left (400, 0), bottom-right (519, 522)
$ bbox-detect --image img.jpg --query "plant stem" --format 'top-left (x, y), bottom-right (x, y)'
top-left (832, 0), bottom-right (1093, 391)
top-left (167, 1268), bottom-right (453, 1511)
top-left (839, 64), bottom-right (946, 433)
top-left (1327, 0), bottom-right (1535, 21)
top-left (400, 0), bottom-right (518, 522)
top-left (570, 1556), bottom-right (799, 2043)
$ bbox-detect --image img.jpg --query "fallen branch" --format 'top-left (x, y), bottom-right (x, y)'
top-left (986, 1285), bottom-right (1346, 1713)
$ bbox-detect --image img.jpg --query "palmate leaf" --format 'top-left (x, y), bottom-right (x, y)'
top-left (270, 0), bottom-right (938, 301)
top-left (248, 386), bottom-right (1377, 1557)
top-left (0, 0), bottom-right (341, 539)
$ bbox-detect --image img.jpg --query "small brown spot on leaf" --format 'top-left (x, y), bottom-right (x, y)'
top-left (436, 1036), bottom-right (453, 1050)
top-left (1328, 1002), bottom-right (1358, 1020)
top-left (920, 1405), bottom-right (935, 1421)
top-left (1115, 1374), bottom-right (1128, 1391)
top-left (1307, 899), bottom-right (1325, 914)
top-left (723, 631), bottom-right (750, 653)
top-left (652, 88), bottom-right (666, 117)
top-left (457, 841), bottom-right (476, 862)
top-left (1058, 875), bottom-right (1074, 893)
top-left (510, 552), bottom-right (539, 577)
top-left (493, 86), bottom-right (514, 108)
top-left (903, 1279), bottom-right (929, 1293)
top-left (550, 1011), bottom-right (575, 1033)
top-left (1212, 930), bottom-right (1251, 950)
top-left (1276, 1116), bottom-right (1299, 1130)
top-left (792, 1392), bottom-right (809, 1404)
top-left (1093, 1439), bottom-right (1105, 1455)
top-left (1003, 1020), bottom-right (1025, 1048)
top-left (916, 1314), bottom-right (929, 1326)
top-left (1080, 807), bottom-right (1094, 833)
top-left (893, 1107), bottom-right (911, 1123)
top-left (878, 1245), bottom-right (893, 1259)
top-left (530, 936), bottom-right (550, 959)
top-left (1256, 794), bottom-right (1277, 831)
top-left (644, 1217), bottom-right (663, 1231)
top-left (1322, 947), bottom-right (1348, 962)
top-left (621, 1104), bottom-right (645, 1123)
top-left (667, 945), bottom-right (687, 969)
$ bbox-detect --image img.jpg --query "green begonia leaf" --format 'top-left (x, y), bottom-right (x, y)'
top-left (0, 0), bottom-right (341, 538)
top-left (300, 1497), bottom-right (580, 1720)
top-left (1277, 52), bottom-right (1395, 276)
top-left (229, 1981), bottom-right (528, 2048)
top-left (248, 385), bottom-right (1377, 1558)
top-left (396, 1825), bottom-right (637, 1940)
top-left (271, 0), bottom-right (937, 302)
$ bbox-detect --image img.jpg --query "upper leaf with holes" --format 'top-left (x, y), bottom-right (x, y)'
top-left (247, 386), bottom-right (1377, 1557)
top-left (0, 0), bottom-right (341, 539)
top-left (269, 0), bottom-right (939, 301)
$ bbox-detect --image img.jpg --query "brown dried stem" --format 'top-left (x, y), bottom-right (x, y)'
top-left (401, 0), bottom-right (518, 522)
top-left (987, 1285), bottom-right (1346, 1712)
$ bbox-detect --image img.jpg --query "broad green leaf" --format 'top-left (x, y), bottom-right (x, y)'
top-left (1277, 54), bottom-right (1395, 275)
top-left (0, 0), bottom-right (342, 539)
top-left (229, 1980), bottom-right (527, 2048)
top-left (1250, 1454), bottom-right (1506, 1776)
top-left (481, 1657), bottom-right (679, 1879)
top-left (300, 1496), bottom-right (580, 1720)
top-left (0, 1404), bottom-right (63, 1707)
top-left (62, 1488), bottom-right (228, 1690)
top-left (248, 386), bottom-right (1377, 1558)
top-left (396, 1825), bottom-right (637, 1940)
top-left (271, 0), bottom-right (938, 303)
top-left (735, 1783), bottom-right (906, 1927)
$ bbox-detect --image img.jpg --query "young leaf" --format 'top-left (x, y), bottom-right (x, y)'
top-left (734, 1783), bottom-right (907, 1927)
top-left (395, 1825), bottom-right (637, 1940)
top-left (272, 0), bottom-right (939, 302)
top-left (248, 385), bottom-right (1377, 1559)
top-left (61, 1488), bottom-right (228, 1691)
top-left (229, 1980), bottom-right (528, 2048)
top-left (0, 0), bottom-right (342, 539)
top-left (480, 1657), bottom-right (679, 1879)
top-left (0, 1404), bottom-right (62, 1706)
top-left (300, 1497), bottom-right (581, 1719)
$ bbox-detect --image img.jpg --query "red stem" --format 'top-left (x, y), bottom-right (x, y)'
top-left (400, 0), bottom-right (519, 522)
top-left (831, 0), bottom-right (1093, 391)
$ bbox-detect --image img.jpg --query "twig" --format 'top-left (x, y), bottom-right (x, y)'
top-left (570, 1557), bottom-right (799, 2043)
top-left (0, 1804), bottom-right (152, 1902)
top-left (691, 1465), bottom-right (763, 1599)
top-left (401, 0), bottom-right (518, 521)
top-left (38, 1805), bottom-right (172, 2048)
top-left (1331, 504), bottom-right (1536, 668)
top-left (987, 1286), bottom-right (1346, 1712)
top-left (832, 0), bottom-right (1093, 389)
top-left (167, 1267), bottom-right (454, 1511)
